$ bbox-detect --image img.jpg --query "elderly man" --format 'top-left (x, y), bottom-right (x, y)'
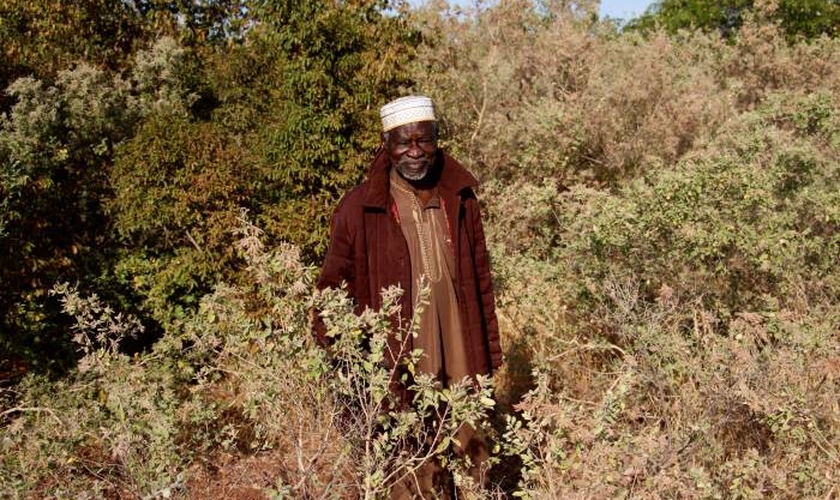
top-left (316, 95), bottom-right (502, 496)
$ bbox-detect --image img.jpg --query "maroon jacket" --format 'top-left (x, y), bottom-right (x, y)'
top-left (316, 148), bottom-right (502, 376)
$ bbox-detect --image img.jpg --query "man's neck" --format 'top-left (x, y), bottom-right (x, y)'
top-left (391, 168), bottom-right (437, 206)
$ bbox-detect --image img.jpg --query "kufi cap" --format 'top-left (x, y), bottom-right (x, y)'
top-left (380, 95), bottom-right (436, 132)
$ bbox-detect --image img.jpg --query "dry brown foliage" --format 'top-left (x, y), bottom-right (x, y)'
top-left (412, 1), bottom-right (840, 498)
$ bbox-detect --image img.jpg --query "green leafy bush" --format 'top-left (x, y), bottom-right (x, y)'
top-left (2, 0), bottom-right (420, 370)
top-left (1, 215), bottom-right (497, 498)
top-left (0, 39), bottom-right (191, 370)
top-left (105, 0), bottom-right (418, 337)
top-left (556, 92), bottom-right (840, 318)
top-left (628, 0), bottom-right (840, 41)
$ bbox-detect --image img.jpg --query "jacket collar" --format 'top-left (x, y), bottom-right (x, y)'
top-left (362, 147), bottom-right (478, 209)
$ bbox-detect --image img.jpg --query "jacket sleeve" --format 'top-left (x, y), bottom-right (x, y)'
top-left (313, 192), bottom-right (358, 346)
top-left (468, 197), bottom-right (503, 371)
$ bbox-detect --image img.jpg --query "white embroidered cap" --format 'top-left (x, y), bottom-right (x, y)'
top-left (380, 95), bottom-right (436, 132)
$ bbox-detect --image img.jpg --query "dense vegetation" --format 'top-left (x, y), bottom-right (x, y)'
top-left (2, 0), bottom-right (838, 498)
top-left (1, 0), bottom-right (414, 371)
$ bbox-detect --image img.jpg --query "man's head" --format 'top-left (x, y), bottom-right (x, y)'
top-left (380, 96), bottom-right (439, 182)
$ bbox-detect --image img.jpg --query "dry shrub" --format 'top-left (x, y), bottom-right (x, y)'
top-left (497, 272), bottom-right (839, 499)
top-left (412, 0), bottom-right (733, 186)
top-left (413, 0), bottom-right (840, 189)
top-left (721, 4), bottom-right (840, 109)
top-left (1, 214), bottom-right (497, 499)
top-left (482, 103), bottom-right (840, 500)
top-left (446, 5), bottom-right (840, 492)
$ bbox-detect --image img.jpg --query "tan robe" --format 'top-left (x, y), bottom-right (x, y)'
top-left (389, 169), bottom-right (469, 386)
top-left (389, 170), bottom-right (489, 499)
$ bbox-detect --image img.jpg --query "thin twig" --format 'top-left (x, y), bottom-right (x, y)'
top-left (469, 78), bottom-right (489, 147)
top-left (185, 230), bottom-right (203, 253)
top-left (1, 406), bottom-right (63, 426)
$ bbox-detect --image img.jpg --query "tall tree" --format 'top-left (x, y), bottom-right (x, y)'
top-left (0, 0), bottom-right (238, 372)
top-left (1, 0), bottom-right (419, 372)
top-left (628, 0), bottom-right (840, 40)
top-left (105, 0), bottom-right (419, 330)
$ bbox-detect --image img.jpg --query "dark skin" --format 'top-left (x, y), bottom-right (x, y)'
top-left (382, 120), bottom-right (439, 206)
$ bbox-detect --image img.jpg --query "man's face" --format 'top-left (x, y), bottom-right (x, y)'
top-left (384, 121), bottom-right (438, 182)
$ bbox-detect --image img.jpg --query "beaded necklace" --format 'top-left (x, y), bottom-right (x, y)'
top-left (391, 179), bottom-right (443, 284)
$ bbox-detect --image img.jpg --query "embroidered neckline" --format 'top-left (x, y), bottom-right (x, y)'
top-left (391, 173), bottom-right (443, 284)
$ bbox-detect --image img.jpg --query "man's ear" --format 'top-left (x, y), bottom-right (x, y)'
top-left (381, 131), bottom-right (388, 147)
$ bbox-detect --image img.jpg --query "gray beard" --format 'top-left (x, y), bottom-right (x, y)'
top-left (396, 164), bottom-right (428, 181)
